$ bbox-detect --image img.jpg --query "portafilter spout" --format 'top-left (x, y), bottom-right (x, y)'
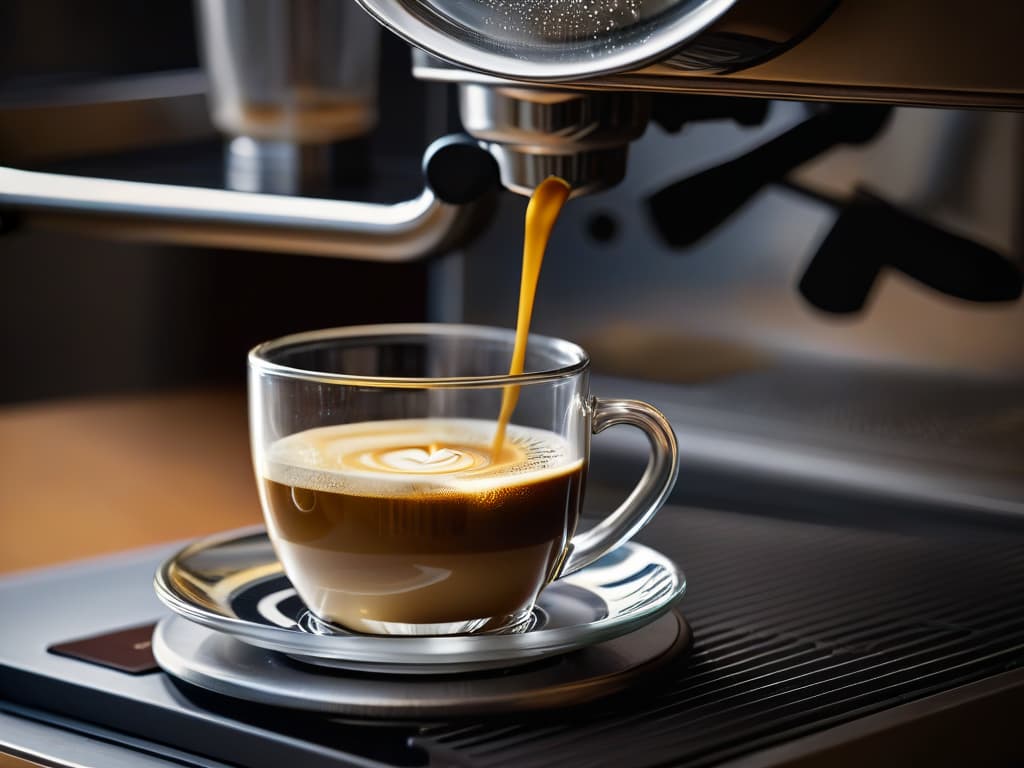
top-left (458, 85), bottom-right (651, 198)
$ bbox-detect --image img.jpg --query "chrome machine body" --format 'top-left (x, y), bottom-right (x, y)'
top-left (348, 0), bottom-right (1024, 518)
top-left (359, 0), bottom-right (1024, 195)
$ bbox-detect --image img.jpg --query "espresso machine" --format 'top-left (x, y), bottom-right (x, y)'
top-left (1, 1), bottom-right (1024, 766)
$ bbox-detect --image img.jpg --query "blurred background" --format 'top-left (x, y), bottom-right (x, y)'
top-left (3, 1), bottom-right (1022, 405)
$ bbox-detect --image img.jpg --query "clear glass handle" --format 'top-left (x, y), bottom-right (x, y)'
top-left (560, 398), bottom-right (679, 576)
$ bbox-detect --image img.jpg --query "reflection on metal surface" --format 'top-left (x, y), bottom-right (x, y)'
top-left (0, 166), bottom-right (481, 261)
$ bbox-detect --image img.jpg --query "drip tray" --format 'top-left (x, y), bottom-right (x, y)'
top-left (152, 612), bottom-right (691, 717)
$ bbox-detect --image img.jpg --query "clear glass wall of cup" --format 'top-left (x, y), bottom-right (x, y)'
top-left (249, 325), bottom-right (678, 636)
top-left (195, 0), bottom-right (380, 193)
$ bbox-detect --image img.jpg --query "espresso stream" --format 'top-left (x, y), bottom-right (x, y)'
top-left (492, 176), bottom-right (572, 456)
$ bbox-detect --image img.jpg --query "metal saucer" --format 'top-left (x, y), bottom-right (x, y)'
top-left (152, 611), bottom-right (691, 717)
top-left (154, 528), bottom-right (686, 674)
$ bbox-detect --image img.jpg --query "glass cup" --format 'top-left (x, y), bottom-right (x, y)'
top-left (195, 0), bottom-right (381, 193)
top-left (249, 324), bottom-right (678, 636)
top-left (196, 0), bottom-right (380, 143)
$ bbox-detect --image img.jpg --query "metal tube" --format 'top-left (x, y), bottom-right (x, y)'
top-left (0, 166), bottom-right (481, 262)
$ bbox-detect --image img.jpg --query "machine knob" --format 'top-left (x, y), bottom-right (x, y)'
top-left (422, 134), bottom-right (501, 205)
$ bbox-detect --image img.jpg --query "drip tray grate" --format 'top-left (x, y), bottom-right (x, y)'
top-left (412, 505), bottom-right (1024, 767)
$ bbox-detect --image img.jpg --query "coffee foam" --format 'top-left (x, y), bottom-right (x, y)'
top-left (262, 418), bottom-right (581, 497)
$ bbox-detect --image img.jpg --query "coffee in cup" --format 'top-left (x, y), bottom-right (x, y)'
top-left (259, 417), bottom-right (584, 634)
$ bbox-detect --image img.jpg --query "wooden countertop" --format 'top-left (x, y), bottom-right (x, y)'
top-left (0, 390), bottom-right (262, 575)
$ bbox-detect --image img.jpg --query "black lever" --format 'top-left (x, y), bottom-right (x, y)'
top-left (799, 190), bottom-right (1023, 314)
top-left (422, 134), bottom-right (501, 205)
top-left (647, 104), bottom-right (892, 247)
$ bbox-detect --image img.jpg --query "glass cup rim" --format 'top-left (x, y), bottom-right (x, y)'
top-left (248, 323), bottom-right (590, 389)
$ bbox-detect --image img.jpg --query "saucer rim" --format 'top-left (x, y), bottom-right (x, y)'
top-left (154, 526), bottom-right (686, 665)
top-left (152, 610), bottom-right (693, 715)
